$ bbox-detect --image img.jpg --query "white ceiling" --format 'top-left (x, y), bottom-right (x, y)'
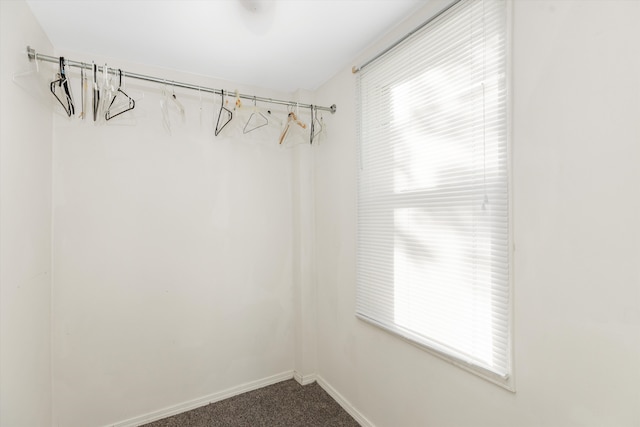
top-left (26, 0), bottom-right (425, 93)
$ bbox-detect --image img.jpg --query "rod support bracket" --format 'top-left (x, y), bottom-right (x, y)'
top-left (27, 46), bottom-right (36, 61)
top-left (330, 104), bottom-right (337, 114)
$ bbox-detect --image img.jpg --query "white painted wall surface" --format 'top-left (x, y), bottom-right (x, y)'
top-left (314, 1), bottom-right (640, 426)
top-left (51, 56), bottom-right (300, 426)
top-left (3, 0), bottom-right (639, 426)
top-left (0, 1), bottom-right (54, 426)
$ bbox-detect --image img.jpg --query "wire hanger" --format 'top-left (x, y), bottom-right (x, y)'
top-left (171, 84), bottom-right (185, 119)
top-left (12, 46), bottom-right (40, 82)
top-left (12, 48), bottom-right (50, 105)
top-left (78, 64), bottom-right (87, 120)
top-left (11, 47), bottom-right (50, 104)
top-left (215, 90), bottom-right (233, 136)
top-left (105, 69), bottom-right (135, 121)
top-left (159, 81), bottom-right (185, 134)
top-left (310, 105), bottom-right (325, 144)
top-left (243, 97), bottom-right (268, 134)
top-left (160, 82), bottom-right (171, 134)
top-left (100, 64), bottom-right (112, 115)
top-left (50, 56), bottom-right (75, 117)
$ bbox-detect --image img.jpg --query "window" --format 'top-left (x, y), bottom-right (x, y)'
top-left (356, 0), bottom-right (511, 386)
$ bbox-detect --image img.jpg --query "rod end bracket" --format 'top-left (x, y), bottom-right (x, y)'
top-left (330, 104), bottom-right (337, 114)
top-left (27, 46), bottom-right (36, 61)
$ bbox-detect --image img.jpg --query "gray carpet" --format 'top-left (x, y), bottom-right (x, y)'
top-left (142, 379), bottom-right (360, 427)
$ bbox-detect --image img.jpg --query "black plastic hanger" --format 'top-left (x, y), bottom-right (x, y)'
top-left (50, 57), bottom-right (75, 117)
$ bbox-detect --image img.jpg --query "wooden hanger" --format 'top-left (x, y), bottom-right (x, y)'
top-left (279, 110), bottom-right (307, 145)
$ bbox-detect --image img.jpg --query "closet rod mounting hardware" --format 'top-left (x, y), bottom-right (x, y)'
top-left (27, 46), bottom-right (337, 115)
top-left (352, 0), bottom-right (462, 73)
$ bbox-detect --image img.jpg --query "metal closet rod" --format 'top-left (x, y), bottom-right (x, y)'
top-left (27, 46), bottom-right (337, 114)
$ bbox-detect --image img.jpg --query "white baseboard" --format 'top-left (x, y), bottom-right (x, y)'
top-left (293, 371), bottom-right (317, 385)
top-left (316, 375), bottom-right (375, 427)
top-left (106, 370), bottom-right (295, 427)
top-left (105, 371), bottom-right (373, 427)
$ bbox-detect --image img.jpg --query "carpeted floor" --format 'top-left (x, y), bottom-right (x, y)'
top-left (142, 379), bottom-right (360, 427)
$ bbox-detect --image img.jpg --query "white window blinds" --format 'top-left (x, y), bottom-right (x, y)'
top-left (356, 0), bottom-right (510, 380)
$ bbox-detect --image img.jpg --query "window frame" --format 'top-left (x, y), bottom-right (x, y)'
top-left (354, 0), bottom-right (515, 391)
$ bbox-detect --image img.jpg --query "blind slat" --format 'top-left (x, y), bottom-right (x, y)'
top-left (356, 0), bottom-right (510, 380)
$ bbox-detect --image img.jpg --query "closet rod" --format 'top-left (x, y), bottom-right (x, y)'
top-left (27, 46), bottom-right (337, 114)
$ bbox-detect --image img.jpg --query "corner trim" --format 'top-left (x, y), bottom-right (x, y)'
top-left (293, 371), bottom-right (317, 385)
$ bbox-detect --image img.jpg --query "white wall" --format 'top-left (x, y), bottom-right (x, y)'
top-left (50, 55), bottom-right (306, 426)
top-left (3, 1), bottom-right (639, 426)
top-left (0, 1), bottom-right (54, 426)
top-left (313, 1), bottom-right (640, 426)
